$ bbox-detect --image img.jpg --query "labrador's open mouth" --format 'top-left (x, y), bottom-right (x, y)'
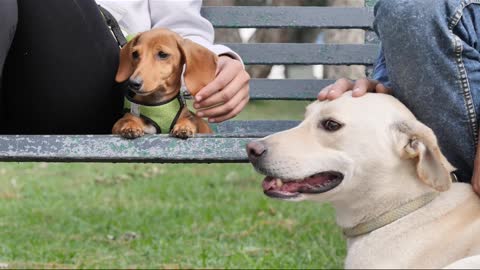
top-left (262, 171), bottom-right (344, 199)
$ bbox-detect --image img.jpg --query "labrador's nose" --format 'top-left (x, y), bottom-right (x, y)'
top-left (246, 140), bottom-right (267, 161)
top-left (128, 77), bottom-right (143, 91)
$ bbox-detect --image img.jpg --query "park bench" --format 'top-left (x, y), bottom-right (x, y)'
top-left (0, 0), bottom-right (379, 163)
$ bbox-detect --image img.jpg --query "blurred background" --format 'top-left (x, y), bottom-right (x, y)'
top-left (0, 1), bottom-right (368, 269)
top-left (206, 0), bottom-right (366, 81)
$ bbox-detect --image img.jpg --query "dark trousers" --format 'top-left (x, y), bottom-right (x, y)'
top-left (0, 0), bottom-right (123, 134)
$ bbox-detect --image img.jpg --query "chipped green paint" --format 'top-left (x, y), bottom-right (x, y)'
top-left (365, 0), bottom-right (378, 8)
top-left (0, 121), bottom-right (300, 162)
top-left (0, 135), bottom-right (253, 162)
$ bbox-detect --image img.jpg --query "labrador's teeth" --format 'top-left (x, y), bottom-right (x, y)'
top-left (276, 179), bottom-right (283, 187)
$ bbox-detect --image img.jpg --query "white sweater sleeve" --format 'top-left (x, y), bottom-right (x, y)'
top-left (149, 0), bottom-right (242, 62)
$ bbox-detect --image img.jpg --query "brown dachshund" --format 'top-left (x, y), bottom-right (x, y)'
top-left (112, 28), bottom-right (216, 139)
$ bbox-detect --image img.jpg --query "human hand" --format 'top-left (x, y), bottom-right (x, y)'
top-left (317, 78), bottom-right (391, 101)
top-left (193, 56), bottom-right (250, 123)
top-left (473, 171), bottom-right (480, 196)
top-left (472, 144), bottom-right (480, 196)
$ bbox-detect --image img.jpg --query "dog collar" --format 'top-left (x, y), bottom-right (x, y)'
top-left (125, 90), bottom-right (186, 134)
top-left (342, 192), bottom-right (439, 238)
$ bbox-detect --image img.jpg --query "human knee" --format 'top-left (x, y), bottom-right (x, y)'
top-left (0, 0), bottom-right (18, 39)
top-left (374, 0), bottom-right (443, 35)
top-left (0, 0), bottom-right (17, 72)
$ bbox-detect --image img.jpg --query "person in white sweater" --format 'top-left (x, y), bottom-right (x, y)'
top-left (0, 0), bottom-right (249, 134)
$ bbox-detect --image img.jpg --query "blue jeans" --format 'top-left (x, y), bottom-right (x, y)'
top-left (373, 0), bottom-right (480, 183)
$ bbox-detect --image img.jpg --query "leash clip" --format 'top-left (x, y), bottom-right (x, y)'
top-left (450, 172), bottom-right (458, 183)
top-left (98, 5), bottom-right (127, 48)
top-left (179, 86), bottom-right (188, 107)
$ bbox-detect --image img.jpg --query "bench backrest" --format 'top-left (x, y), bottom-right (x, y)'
top-left (0, 1), bottom-right (379, 163)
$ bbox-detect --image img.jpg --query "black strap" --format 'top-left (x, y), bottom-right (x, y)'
top-left (168, 96), bottom-right (186, 132)
top-left (98, 5), bottom-right (127, 48)
top-left (125, 90), bottom-right (186, 107)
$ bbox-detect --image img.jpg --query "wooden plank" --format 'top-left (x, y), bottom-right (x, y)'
top-left (201, 7), bottom-right (374, 29)
top-left (248, 79), bottom-right (333, 100)
top-left (225, 43), bottom-right (379, 65)
top-left (184, 79), bottom-right (334, 100)
top-left (0, 121), bottom-right (301, 163)
top-left (0, 135), bottom-right (253, 163)
top-left (213, 120), bottom-right (299, 134)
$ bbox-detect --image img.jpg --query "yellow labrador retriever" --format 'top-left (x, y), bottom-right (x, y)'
top-left (247, 93), bottom-right (480, 269)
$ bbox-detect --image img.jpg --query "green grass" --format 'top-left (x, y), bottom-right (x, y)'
top-left (0, 101), bottom-right (346, 269)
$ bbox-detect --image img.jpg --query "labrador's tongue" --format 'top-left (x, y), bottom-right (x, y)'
top-left (262, 174), bottom-right (334, 193)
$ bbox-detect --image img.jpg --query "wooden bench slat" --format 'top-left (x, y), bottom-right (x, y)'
top-left (225, 43), bottom-right (379, 65)
top-left (184, 79), bottom-right (334, 100)
top-left (213, 120), bottom-right (299, 134)
top-left (0, 121), bottom-right (301, 162)
top-left (247, 79), bottom-right (334, 100)
top-left (0, 135), bottom-right (252, 163)
top-left (201, 7), bottom-right (374, 29)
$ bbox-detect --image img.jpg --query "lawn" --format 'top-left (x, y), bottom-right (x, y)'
top-left (0, 101), bottom-right (346, 269)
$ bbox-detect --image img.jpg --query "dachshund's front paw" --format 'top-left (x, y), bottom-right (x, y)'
top-left (171, 123), bottom-right (197, 139)
top-left (113, 119), bottom-right (145, 139)
top-left (120, 126), bottom-right (144, 139)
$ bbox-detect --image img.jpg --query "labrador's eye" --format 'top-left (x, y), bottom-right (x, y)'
top-left (132, 51), bottom-right (140, 60)
top-left (157, 51), bottom-right (170, 60)
top-left (320, 119), bottom-right (343, 132)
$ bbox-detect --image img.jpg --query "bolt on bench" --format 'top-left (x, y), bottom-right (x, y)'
top-left (0, 1), bottom-right (379, 163)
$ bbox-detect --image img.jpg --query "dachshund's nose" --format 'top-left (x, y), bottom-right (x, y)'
top-left (128, 78), bottom-right (143, 91)
top-left (246, 140), bottom-right (267, 161)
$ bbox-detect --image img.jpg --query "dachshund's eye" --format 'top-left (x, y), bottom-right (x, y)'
top-left (320, 119), bottom-right (343, 132)
top-left (132, 51), bottom-right (140, 60)
top-left (157, 51), bottom-right (170, 60)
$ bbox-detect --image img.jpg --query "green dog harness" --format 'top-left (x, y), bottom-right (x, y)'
top-left (124, 90), bottom-right (186, 134)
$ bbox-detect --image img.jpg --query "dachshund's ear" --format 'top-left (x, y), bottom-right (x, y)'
top-left (115, 34), bottom-right (141, 83)
top-left (177, 38), bottom-right (218, 96)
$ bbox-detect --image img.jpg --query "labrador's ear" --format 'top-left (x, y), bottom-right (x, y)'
top-left (393, 120), bottom-right (455, 192)
top-left (115, 34), bottom-right (141, 83)
top-left (176, 38), bottom-right (218, 96)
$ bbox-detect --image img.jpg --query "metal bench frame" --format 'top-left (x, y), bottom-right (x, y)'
top-left (0, 0), bottom-right (379, 163)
